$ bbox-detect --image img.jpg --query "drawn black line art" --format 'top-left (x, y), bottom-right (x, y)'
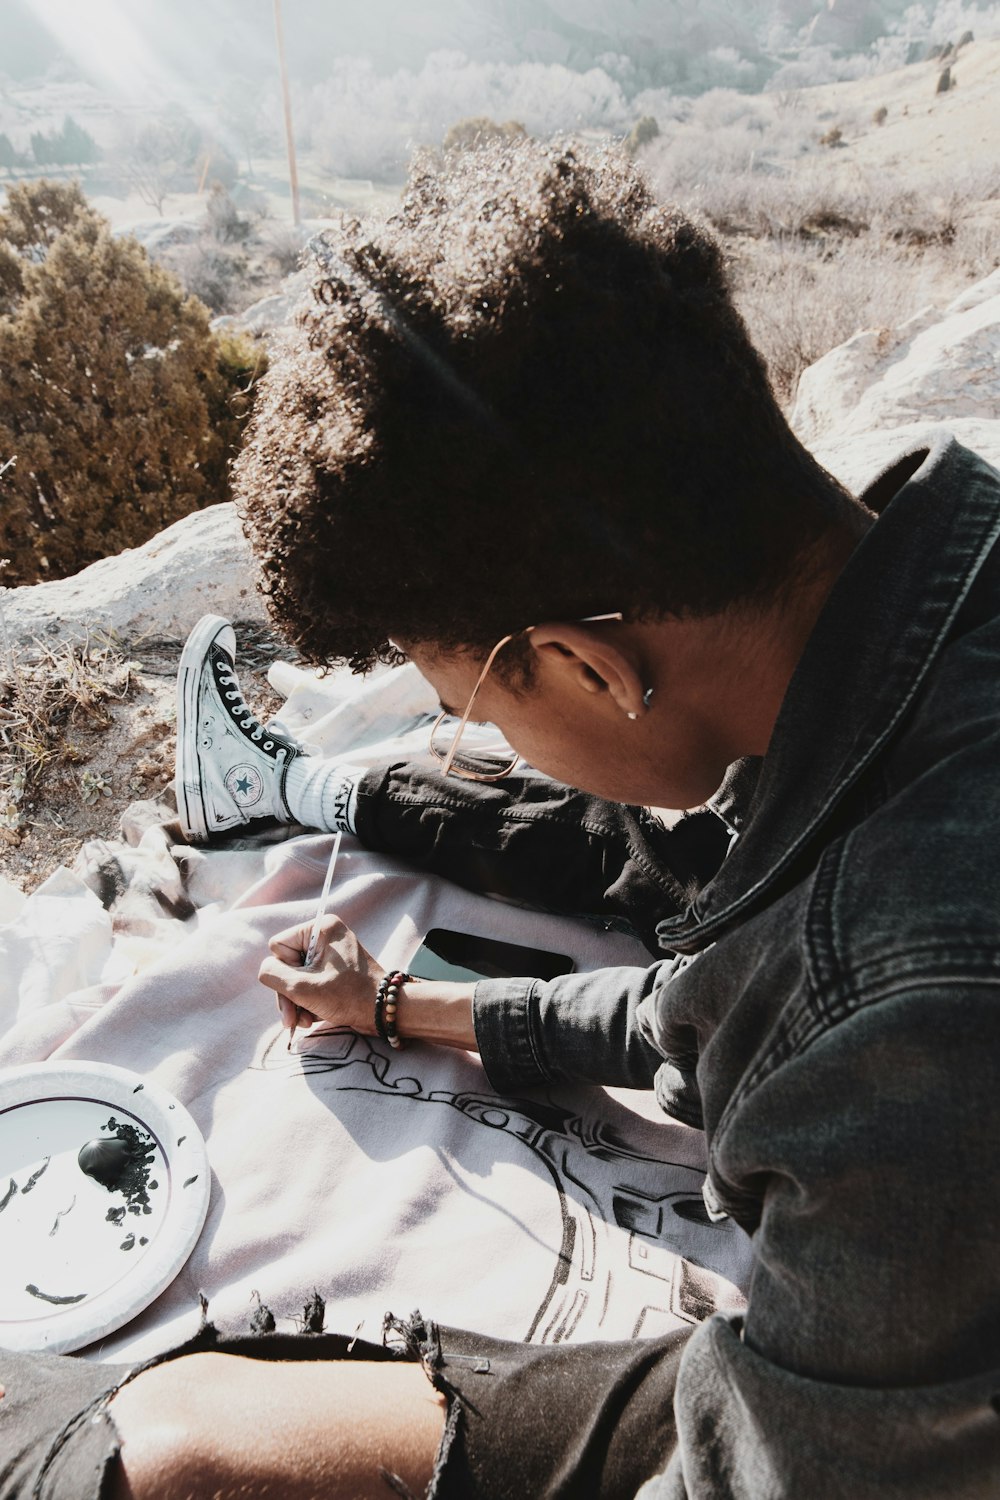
top-left (256, 1028), bottom-right (745, 1342)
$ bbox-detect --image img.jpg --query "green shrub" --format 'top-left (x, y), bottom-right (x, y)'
top-left (0, 180), bottom-right (258, 586)
top-left (30, 116), bottom-right (101, 167)
top-left (626, 116), bottom-right (661, 156)
top-left (205, 182), bottom-right (254, 244)
top-left (0, 133), bottom-right (26, 174)
top-left (442, 117), bottom-right (526, 152)
top-left (204, 330), bottom-right (268, 496)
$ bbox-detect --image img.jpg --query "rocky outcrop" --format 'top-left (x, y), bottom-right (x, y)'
top-left (812, 417), bottom-right (1000, 497)
top-left (2, 503), bottom-right (265, 654)
top-left (793, 267), bottom-right (1000, 485)
top-left (212, 267), bottom-right (312, 340)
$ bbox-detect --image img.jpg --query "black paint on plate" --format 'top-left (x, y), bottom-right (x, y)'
top-left (26, 1283), bottom-right (86, 1305)
top-left (78, 1118), bottom-right (158, 1224)
top-left (78, 1137), bottom-right (133, 1190)
top-left (20, 1157), bottom-right (51, 1194)
top-left (49, 1196), bottom-right (76, 1236)
top-left (0, 1177), bottom-right (17, 1213)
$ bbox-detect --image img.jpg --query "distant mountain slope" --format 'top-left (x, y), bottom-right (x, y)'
top-left (785, 36), bottom-right (1000, 183)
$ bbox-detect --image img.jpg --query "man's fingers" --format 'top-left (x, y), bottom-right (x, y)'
top-left (260, 915), bottom-right (377, 1035)
top-left (268, 914), bottom-right (345, 964)
top-left (268, 925), bottom-right (312, 965)
top-left (259, 956), bottom-right (320, 997)
top-left (271, 940), bottom-right (307, 966)
top-left (275, 994), bottom-right (318, 1030)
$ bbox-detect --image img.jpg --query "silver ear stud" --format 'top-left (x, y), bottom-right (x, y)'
top-left (627, 686), bottom-right (654, 720)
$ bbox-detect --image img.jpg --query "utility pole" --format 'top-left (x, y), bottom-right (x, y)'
top-left (273, 0), bottom-right (301, 226)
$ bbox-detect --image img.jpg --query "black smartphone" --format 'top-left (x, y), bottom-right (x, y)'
top-left (407, 927), bottom-right (575, 984)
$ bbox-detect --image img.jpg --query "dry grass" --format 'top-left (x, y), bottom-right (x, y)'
top-left (645, 133), bottom-right (1000, 402)
top-left (640, 49), bottom-right (1000, 404)
top-left (0, 631), bottom-right (145, 858)
top-left (0, 618), bottom-right (295, 893)
top-left (4, 48), bottom-right (1000, 890)
top-left (723, 183), bottom-right (999, 401)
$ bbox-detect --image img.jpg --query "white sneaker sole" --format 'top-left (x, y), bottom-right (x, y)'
top-left (175, 614), bottom-right (237, 842)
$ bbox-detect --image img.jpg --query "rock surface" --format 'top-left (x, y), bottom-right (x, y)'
top-left (2, 503), bottom-right (265, 653)
top-left (211, 266), bottom-right (312, 340)
top-left (792, 267), bottom-right (1000, 480)
top-left (812, 417), bottom-right (1000, 496)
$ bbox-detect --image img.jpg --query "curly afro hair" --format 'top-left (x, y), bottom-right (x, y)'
top-left (235, 138), bottom-right (850, 674)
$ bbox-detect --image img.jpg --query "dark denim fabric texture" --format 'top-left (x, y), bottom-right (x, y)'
top-left (357, 750), bottom-right (742, 956)
top-left (0, 1313), bottom-right (690, 1500)
top-left (354, 435), bottom-right (1000, 1497)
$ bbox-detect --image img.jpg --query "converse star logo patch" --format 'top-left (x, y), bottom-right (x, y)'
top-left (225, 764), bottom-right (264, 807)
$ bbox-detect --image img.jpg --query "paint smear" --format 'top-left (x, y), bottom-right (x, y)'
top-left (25, 1283), bottom-right (86, 1306)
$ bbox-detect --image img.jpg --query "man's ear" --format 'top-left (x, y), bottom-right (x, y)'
top-left (528, 622), bottom-right (646, 717)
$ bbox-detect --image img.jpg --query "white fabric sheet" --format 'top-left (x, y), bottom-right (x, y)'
top-left (0, 662), bottom-right (753, 1364)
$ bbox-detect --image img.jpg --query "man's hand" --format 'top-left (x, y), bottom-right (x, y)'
top-left (258, 914), bottom-right (385, 1036)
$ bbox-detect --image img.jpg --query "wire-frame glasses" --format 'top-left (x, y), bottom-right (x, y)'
top-left (428, 613), bottom-right (623, 782)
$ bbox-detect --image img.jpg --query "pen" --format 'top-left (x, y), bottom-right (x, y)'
top-left (288, 830), bottom-right (343, 1051)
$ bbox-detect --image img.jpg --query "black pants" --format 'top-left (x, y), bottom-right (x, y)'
top-left (1, 1311), bottom-right (691, 1500)
top-left (355, 757), bottom-right (741, 955)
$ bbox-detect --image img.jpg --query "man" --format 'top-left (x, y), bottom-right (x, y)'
top-left (6, 139), bottom-right (999, 1499)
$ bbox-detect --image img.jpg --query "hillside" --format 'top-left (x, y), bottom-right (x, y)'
top-left (793, 36), bottom-right (1000, 185)
top-left (631, 37), bottom-right (999, 400)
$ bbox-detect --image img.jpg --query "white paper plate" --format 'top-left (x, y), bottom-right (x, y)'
top-left (0, 1061), bottom-right (210, 1353)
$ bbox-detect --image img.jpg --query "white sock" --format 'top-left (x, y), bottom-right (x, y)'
top-left (283, 758), bottom-right (367, 834)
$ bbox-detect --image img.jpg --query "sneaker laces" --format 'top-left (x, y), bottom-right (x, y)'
top-left (216, 663), bottom-right (282, 753)
top-left (219, 671), bottom-right (252, 719)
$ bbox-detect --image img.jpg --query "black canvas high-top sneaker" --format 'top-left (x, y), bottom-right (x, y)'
top-left (175, 615), bottom-right (302, 842)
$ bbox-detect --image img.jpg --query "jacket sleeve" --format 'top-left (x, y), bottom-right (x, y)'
top-left (471, 960), bottom-right (678, 1093)
top-left (353, 756), bottom-right (732, 952)
top-left (640, 983), bottom-right (1000, 1499)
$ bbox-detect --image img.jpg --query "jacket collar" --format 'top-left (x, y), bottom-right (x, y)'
top-left (657, 435), bottom-right (1000, 953)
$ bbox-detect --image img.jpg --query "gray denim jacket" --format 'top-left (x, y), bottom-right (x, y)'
top-left (473, 436), bottom-right (1000, 1497)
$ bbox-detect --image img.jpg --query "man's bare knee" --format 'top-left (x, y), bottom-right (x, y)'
top-left (110, 1350), bottom-right (447, 1500)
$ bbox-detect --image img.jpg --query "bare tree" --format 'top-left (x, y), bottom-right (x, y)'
top-left (114, 112), bottom-right (199, 216)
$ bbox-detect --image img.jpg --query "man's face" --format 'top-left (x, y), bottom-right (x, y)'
top-left (408, 643), bottom-right (733, 811)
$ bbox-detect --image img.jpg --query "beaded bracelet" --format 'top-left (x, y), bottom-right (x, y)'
top-left (375, 971), bottom-right (415, 1050)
